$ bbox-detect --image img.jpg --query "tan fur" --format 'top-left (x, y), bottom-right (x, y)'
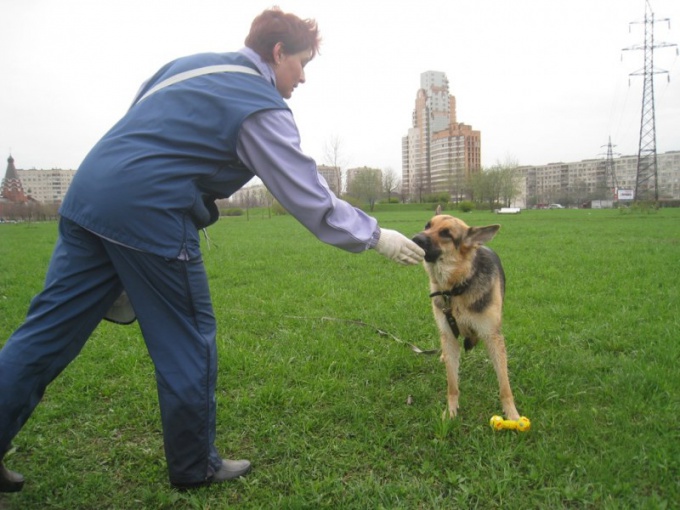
top-left (414, 215), bottom-right (520, 420)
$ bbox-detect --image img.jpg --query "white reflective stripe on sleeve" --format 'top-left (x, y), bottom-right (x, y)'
top-left (133, 64), bottom-right (261, 105)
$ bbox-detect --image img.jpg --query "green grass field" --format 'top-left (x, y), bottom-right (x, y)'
top-left (0, 208), bottom-right (678, 509)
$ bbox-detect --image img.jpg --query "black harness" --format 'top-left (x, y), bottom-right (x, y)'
top-left (429, 279), bottom-right (471, 340)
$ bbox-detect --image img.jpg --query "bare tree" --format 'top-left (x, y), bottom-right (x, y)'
top-left (494, 155), bottom-right (521, 207)
top-left (498, 167), bottom-right (522, 207)
top-left (242, 187), bottom-right (258, 220)
top-left (382, 167), bottom-right (400, 204)
top-left (348, 167), bottom-right (382, 211)
top-left (258, 187), bottom-right (275, 218)
top-left (323, 134), bottom-right (349, 194)
top-left (470, 163), bottom-right (522, 210)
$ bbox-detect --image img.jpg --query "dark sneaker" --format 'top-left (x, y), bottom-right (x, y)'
top-left (0, 463), bottom-right (24, 493)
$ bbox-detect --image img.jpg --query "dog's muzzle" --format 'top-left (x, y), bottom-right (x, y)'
top-left (411, 233), bottom-right (441, 263)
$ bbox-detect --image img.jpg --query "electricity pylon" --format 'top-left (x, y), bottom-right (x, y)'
top-left (622, 0), bottom-right (677, 202)
top-left (601, 137), bottom-right (618, 200)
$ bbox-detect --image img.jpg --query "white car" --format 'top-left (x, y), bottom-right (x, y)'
top-left (548, 204), bottom-right (564, 209)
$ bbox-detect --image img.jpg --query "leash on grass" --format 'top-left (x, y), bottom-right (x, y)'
top-left (229, 309), bottom-right (440, 355)
top-left (281, 315), bottom-right (440, 355)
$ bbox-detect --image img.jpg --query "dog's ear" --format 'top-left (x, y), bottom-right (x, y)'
top-left (464, 225), bottom-right (500, 247)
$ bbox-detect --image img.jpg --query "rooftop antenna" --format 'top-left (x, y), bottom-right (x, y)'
top-left (622, 0), bottom-right (677, 203)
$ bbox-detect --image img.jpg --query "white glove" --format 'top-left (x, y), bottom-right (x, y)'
top-left (374, 228), bottom-right (425, 265)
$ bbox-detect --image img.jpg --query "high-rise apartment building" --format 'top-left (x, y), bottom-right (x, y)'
top-left (16, 168), bottom-right (76, 204)
top-left (402, 71), bottom-right (481, 201)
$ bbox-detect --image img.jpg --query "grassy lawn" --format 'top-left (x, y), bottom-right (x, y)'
top-left (0, 208), bottom-right (678, 509)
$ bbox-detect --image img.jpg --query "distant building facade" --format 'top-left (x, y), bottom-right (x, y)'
top-left (518, 151), bottom-right (680, 207)
top-left (402, 71), bottom-right (481, 201)
top-left (16, 168), bottom-right (76, 204)
top-left (317, 165), bottom-right (342, 195)
top-left (2, 155), bottom-right (76, 205)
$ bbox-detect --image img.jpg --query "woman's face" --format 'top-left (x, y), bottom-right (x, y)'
top-left (273, 46), bottom-right (313, 99)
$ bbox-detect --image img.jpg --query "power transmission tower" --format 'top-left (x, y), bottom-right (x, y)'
top-left (600, 137), bottom-right (619, 200)
top-left (622, 0), bottom-right (677, 202)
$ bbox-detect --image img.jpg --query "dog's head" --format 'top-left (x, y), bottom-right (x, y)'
top-left (412, 215), bottom-right (500, 264)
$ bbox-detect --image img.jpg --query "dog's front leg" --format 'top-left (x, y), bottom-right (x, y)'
top-left (438, 316), bottom-right (461, 418)
top-left (484, 332), bottom-right (520, 420)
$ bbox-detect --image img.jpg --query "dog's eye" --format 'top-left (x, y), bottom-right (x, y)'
top-left (439, 228), bottom-right (452, 238)
top-left (425, 221), bottom-right (431, 229)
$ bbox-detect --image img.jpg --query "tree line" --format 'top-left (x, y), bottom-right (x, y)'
top-left (345, 163), bottom-right (522, 211)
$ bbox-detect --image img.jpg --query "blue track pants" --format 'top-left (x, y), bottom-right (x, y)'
top-left (0, 217), bottom-right (222, 485)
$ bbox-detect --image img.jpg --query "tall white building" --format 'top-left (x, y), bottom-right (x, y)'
top-left (402, 71), bottom-right (481, 202)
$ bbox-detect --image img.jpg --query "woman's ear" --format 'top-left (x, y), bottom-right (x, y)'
top-left (271, 42), bottom-right (284, 64)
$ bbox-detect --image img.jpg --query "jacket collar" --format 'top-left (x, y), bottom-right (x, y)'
top-left (238, 47), bottom-right (276, 87)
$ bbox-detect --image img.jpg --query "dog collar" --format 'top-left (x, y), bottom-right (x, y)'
top-left (428, 278), bottom-right (471, 300)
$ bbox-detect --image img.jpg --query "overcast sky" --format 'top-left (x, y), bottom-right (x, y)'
top-left (1, 0), bottom-right (679, 173)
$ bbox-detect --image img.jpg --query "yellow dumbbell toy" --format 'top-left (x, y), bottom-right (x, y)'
top-left (489, 415), bottom-right (531, 432)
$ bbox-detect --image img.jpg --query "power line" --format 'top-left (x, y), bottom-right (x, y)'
top-left (622, 0), bottom-right (678, 202)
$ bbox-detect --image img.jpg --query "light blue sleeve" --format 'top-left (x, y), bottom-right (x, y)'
top-left (236, 109), bottom-right (380, 253)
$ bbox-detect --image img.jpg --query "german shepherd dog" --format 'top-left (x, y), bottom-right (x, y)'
top-left (412, 215), bottom-right (520, 420)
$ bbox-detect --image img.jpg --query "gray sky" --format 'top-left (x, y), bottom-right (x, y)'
top-left (2, 0), bottom-right (679, 173)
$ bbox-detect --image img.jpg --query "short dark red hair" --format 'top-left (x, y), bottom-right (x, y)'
top-left (245, 7), bottom-right (321, 63)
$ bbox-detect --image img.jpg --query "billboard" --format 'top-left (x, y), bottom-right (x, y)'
top-left (617, 189), bottom-right (635, 201)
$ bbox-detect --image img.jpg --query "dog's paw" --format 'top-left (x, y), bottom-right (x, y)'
top-left (442, 405), bottom-right (458, 420)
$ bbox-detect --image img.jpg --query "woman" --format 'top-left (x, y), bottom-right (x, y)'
top-left (0, 7), bottom-right (424, 491)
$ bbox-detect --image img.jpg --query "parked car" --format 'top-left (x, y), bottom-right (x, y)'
top-left (548, 204), bottom-right (564, 209)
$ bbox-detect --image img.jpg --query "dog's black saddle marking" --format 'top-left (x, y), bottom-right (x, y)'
top-left (429, 280), bottom-right (475, 350)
